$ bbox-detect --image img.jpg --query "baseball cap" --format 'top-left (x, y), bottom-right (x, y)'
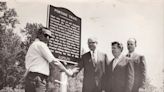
top-left (42, 27), bottom-right (52, 38)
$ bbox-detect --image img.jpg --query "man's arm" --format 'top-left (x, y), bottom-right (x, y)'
top-left (38, 43), bottom-right (73, 76)
top-left (49, 60), bottom-right (73, 76)
top-left (125, 59), bottom-right (134, 92)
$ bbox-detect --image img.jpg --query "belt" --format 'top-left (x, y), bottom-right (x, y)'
top-left (28, 72), bottom-right (48, 80)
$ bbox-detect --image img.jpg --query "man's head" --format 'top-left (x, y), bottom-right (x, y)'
top-left (88, 37), bottom-right (98, 51)
top-left (36, 27), bottom-right (52, 44)
top-left (111, 41), bottom-right (123, 58)
top-left (127, 38), bottom-right (137, 53)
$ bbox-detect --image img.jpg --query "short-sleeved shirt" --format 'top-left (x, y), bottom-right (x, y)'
top-left (25, 39), bottom-right (57, 76)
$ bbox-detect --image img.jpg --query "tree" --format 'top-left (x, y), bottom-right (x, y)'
top-left (21, 23), bottom-right (43, 47)
top-left (160, 69), bottom-right (164, 91)
top-left (0, 2), bottom-right (25, 89)
top-left (144, 77), bottom-right (157, 92)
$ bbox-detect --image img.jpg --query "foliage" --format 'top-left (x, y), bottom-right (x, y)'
top-left (0, 2), bottom-right (25, 90)
top-left (20, 23), bottom-right (43, 49)
top-left (0, 2), bottom-right (19, 33)
top-left (0, 3), bottom-right (43, 90)
top-left (0, 87), bottom-right (24, 92)
top-left (67, 70), bottom-right (83, 92)
top-left (144, 78), bottom-right (157, 92)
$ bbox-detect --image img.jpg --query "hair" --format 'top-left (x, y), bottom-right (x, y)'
top-left (128, 38), bottom-right (137, 46)
top-left (111, 41), bottom-right (123, 52)
top-left (88, 37), bottom-right (98, 44)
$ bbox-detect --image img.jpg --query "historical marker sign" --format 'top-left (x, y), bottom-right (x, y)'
top-left (47, 5), bottom-right (81, 63)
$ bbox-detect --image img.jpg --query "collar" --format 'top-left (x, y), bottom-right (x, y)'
top-left (128, 51), bottom-right (135, 57)
top-left (114, 54), bottom-right (122, 60)
top-left (35, 38), bottom-right (47, 44)
top-left (90, 49), bottom-right (97, 54)
top-left (35, 38), bottom-right (40, 42)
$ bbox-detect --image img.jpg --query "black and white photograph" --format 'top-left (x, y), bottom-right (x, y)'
top-left (0, 0), bottom-right (163, 92)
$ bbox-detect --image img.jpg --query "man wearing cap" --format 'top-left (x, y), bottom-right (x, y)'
top-left (24, 27), bottom-right (73, 92)
top-left (73, 37), bottom-right (108, 92)
top-left (102, 41), bottom-right (134, 92)
top-left (126, 38), bottom-right (146, 92)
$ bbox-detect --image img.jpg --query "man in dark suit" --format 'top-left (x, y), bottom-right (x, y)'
top-left (102, 41), bottom-right (134, 92)
top-left (126, 38), bottom-right (146, 92)
top-left (73, 37), bottom-right (108, 92)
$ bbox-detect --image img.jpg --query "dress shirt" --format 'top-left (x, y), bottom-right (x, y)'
top-left (25, 39), bottom-right (58, 76)
top-left (112, 54), bottom-right (122, 70)
top-left (127, 52), bottom-right (135, 58)
top-left (90, 50), bottom-right (97, 63)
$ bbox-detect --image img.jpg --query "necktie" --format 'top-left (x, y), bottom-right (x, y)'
top-left (113, 58), bottom-right (118, 70)
top-left (92, 51), bottom-right (96, 65)
top-left (92, 51), bottom-right (99, 86)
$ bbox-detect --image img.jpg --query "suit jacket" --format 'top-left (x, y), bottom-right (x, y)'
top-left (78, 51), bottom-right (108, 92)
top-left (102, 55), bottom-right (134, 92)
top-left (126, 53), bottom-right (146, 92)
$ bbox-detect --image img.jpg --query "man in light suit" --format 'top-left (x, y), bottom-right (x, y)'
top-left (102, 41), bottom-right (134, 92)
top-left (73, 37), bottom-right (108, 92)
top-left (126, 38), bottom-right (146, 92)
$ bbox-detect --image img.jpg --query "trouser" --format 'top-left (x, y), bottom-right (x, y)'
top-left (132, 88), bottom-right (139, 92)
top-left (132, 85), bottom-right (141, 92)
top-left (25, 72), bottom-right (48, 92)
top-left (46, 81), bottom-right (60, 92)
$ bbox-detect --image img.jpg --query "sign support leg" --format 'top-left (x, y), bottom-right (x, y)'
top-left (60, 72), bottom-right (68, 92)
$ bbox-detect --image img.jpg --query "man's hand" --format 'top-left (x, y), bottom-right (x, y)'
top-left (65, 68), bottom-right (79, 77)
top-left (72, 67), bottom-right (79, 74)
top-left (139, 88), bottom-right (145, 92)
top-left (66, 69), bottom-right (74, 76)
top-left (71, 67), bottom-right (80, 77)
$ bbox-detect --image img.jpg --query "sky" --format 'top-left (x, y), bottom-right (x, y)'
top-left (5, 0), bottom-right (164, 89)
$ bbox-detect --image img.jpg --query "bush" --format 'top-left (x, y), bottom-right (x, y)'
top-left (0, 87), bottom-right (24, 92)
top-left (67, 70), bottom-right (83, 92)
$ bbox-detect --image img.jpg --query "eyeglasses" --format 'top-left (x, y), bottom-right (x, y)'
top-left (88, 42), bottom-right (97, 44)
top-left (44, 34), bottom-right (51, 38)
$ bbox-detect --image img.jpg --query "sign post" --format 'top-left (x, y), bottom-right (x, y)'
top-left (47, 5), bottom-right (81, 92)
top-left (60, 72), bottom-right (68, 92)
